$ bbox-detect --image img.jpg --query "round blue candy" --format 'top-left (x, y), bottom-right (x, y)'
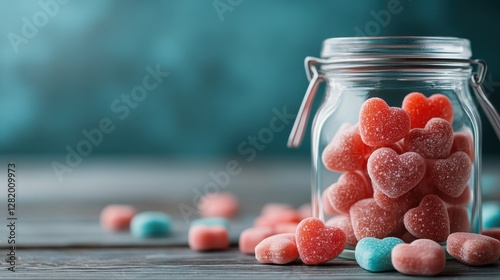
top-left (190, 217), bottom-right (229, 229)
top-left (483, 202), bottom-right (500, 229)
top-left (355, 237), bottom-right (404, 272)
top-left (131, 212), bottom-right (172, 238)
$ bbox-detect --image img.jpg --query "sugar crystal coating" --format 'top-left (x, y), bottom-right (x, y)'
top-left (189, 225), bottom-right (229, 251)
top-left (404, 195), bottom-right (449, 242)
top-left (322, 124), bottom-right (367, 172)
top-left (322, 189), bottom-right (339, 215)
top-left (429, 152), bottom-right (471, 198)
top-left (326, 172), bottom-right (372, 215)
top-left (326, 215), bottom-right (358, 246)
top-left (255, 233), bottom-right (299, 264)
top-left (367, 148), bottom-right (426, 198)
top-left (295, 217), bottom-right (346, 265)
top-left (373, 184), bottom-right (422, 215)
top-left (359, 98), bottom-right (411, 147)
top-left (354, 237), bottom-right (404, 272)
top-left (447, 232), bottom-right (500, 266)
top-left (100, 204), bottom-right (137, 231)
top-left (239, 227), bottom-right (275, 254)
top-left (402, 92), bottom-right (453, 129)
top-left (350, 198), bottom-right (398, 240)
top-left (404, 118), bottom-right (454, 159)
top-left (392, 239), bottom-right (446, 276)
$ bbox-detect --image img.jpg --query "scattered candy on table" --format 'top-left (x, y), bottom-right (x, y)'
top-left (391, 239), bottom-right (446, 276)
top-left (239, 227), bottom-right (275, 254)
top-left (354, 237), bottom-right (404, 272)
top-left (188, 225), bottom-right (229, 251)
top-left (100, 204), bottom-right (137, 231)
top-left (447, 232), bottom-right (500, 266)
top-left (198, 192), bottom-right (239, 218)
top-left (255, 233), bottom-right (298, 264)
top-left (190, 217), bottom-right (230, 229)
top-left (130, 211), bottom-right (172, 238)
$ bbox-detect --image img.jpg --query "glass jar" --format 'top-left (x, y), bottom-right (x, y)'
top-left (288, 37), bottom-right (500, 259)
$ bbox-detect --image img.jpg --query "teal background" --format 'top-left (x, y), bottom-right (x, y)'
top-left (0, 0), bottom-right (499, 159)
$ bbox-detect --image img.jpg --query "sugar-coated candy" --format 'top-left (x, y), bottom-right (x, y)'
top-left (402, 92), bottom-right (453, 129)
top-left (354, 237), bottom-right (404, 272)
top-left (404, 118), bottom-right (453, 159)
top-left (296, 217), bottom-right (346, 265)
top-left (450, 130), bottom-right (474, 162)
top-left (350, 198), bottom-right (398, 240)
top-left (429, 151), bottom-right (471, 198)
top-left (190, 217), bottom-right (229, 229)
top-left (367, 148), bottom-right (426, 198)
top-left (322, 124), bottom-right (367, 172)
top-left (481, 228), bottom-right (500, 241)
top-left (189, 225), bottom-right (229, 251)
top-left (239, 227), bottom-right (275, 254)
top-left (326, 215), bottom-right (358, 246)
top-left (130, 212), bottom-right (172, 238)
top-left (100, 204), bottom-right (136, 231)
top-left (404, 195), bottom-right (449, 242)
top-left (373, 184), bottom-right (422, 215)
top-left (255, 233), bottom-right (299, 264)
top-left (434, 185), bottom-right (471, 206)
top-left (483, 202), bottom-right (500, 229)
top-left (447, 232), bottom-right (500, 266)
top-left (359, 98), bottom-right (411, 147)
top-left (325, 172), bottom-right (372, 215)
top-left (392, 239), bottom-right (446, 276)
top-left (198, 192), bottom-right (239, 218)
top-left (447, 206), bottom-right (470, 234)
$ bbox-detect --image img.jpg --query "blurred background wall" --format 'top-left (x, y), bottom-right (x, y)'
top-left (0, 0), bottom-right (499, 160)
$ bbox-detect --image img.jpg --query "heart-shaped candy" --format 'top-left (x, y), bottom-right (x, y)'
top-left (295, 217), bottom-right (346, 265)
top-left (373, 184), bottom-right (422, 214)
top-left (322, 124), bottom-right (367, 172)
top-left (451, 130), bottom-right (474, 162)
top-left (402, 92), bottom-right (453, 129)
top-left (404, 118), bottom-right (453, 159)
top-left (359, 98), bottom-right (411, 147)
top-left (325, 172), bottom-right (372, 215)
top-left (354, 237), bottom-right (404, 272)
top-left (404, 195), bottom-right (450, 242)
top-left (447, 232), bottom-right (500, 266)
top-left (188, 225), bottom-right (229, 251)
top-left (350, 198), bottom-right (399, 240)
top-left (447, 206), bottom-right (470, 234)
top-left (392, 239), bottom-right (446, 276)
top-left (429, 151), bottom-right (471, 198)
top-left (326, 215), bottom-right (358, 246)
top-left (367, 148), bottom-right (426, 198)
top-left (255, 233), bottom-right (299, 264)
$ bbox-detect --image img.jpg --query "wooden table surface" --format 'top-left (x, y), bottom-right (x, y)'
top-left (1, 157), bottom-right (499, 279)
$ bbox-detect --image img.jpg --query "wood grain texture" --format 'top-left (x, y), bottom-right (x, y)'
top-left (6, 247), bottom-right (499, 279)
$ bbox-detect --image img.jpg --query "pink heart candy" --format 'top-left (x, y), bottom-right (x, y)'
top-left (404, 118), bottom-right (453, 159)
top-left (359, 97), bottom-right (411, 147)
top-left (367, 148), bottom-right (426, 198)
top-left (255, 233), bottom-right (299, 264)
top-left (447, 206), bottom-right (470, 234)
top-left (188, 225), bottom-right (229, 251)
top-left (392, 239), bottom-right (446, 276)
top-left (429, 151), bottom-right (471, 198)
top-left (295, 217), bottom-right (346, 265)
top-left (350, 198), bottom-right (399, 240)
top-left (325, 172), bottom-right (372, 215)
top-left (447, 232), bottom-right (500, 266)
top-left (404, 195), bottom-right (450, 242)
top-left (326, 215), bottom-right (358, 246)
top-left (322, 124), bottom-right (367, 172)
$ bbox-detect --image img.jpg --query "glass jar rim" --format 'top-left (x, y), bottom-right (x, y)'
top-left (321, 36), bottom-right (471, 60)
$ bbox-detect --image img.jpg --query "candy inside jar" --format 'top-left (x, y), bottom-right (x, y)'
top-left (288, 37), bottom-right (500, 259)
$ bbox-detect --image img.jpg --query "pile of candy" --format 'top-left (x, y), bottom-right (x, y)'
top-left (321, 92), bottom-right (474, 245)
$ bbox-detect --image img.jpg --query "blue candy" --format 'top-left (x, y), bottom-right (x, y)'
top-left (131, 211), bottom-right (172, 238)
top-left (355, 237), bottom-right (404, 272)
top-left (483, 202), bottom-right (500, 229)
top-left (190, 217), bottom-right (229, 229)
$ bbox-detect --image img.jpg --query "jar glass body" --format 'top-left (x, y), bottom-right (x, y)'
top-left (311, 61), bottom-right (482, 258)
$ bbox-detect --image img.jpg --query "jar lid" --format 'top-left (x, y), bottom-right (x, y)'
top-left (320, 36), bottom-right (472, 60)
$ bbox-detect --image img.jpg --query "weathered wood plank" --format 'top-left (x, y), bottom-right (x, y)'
top-left (4, 247), bottom-right (498, 279)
